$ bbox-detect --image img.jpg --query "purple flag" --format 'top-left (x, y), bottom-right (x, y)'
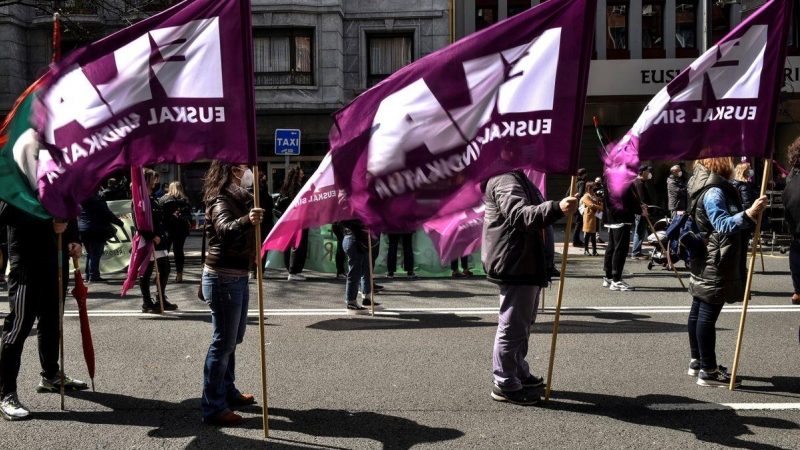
top-left (122, 167), bottom-right (153, 296)
top-left (604, 0), bottom-right (793, 203)
top-left (329, 0), bottom-right (596, 234)
top-left (36, 0), bottom-right (257, 219)
top-left (423, 169), bottom-right (547, 263)
top-left (262, 154), bottom-right (355, 252)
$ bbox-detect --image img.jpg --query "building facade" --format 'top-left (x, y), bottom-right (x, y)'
top-left (1, 0), bottom-right (798, 206)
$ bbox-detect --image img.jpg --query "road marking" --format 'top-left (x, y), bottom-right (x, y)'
top-left (40, 304), bottom-right (800, 317)
top-left (648, 403), bottom-right (800, 411)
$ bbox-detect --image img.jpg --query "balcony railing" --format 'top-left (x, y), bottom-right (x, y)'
top-left (36, 0), bottom-right (99, 15)
top-left (124, 0), bottom-right (176, 14)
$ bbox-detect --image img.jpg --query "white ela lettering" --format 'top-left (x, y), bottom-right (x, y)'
top-left (651, 107), bottom-right (757, 125)
top-left (44, 114), bottom-right (142, 184)
top-left (146, 106), bottom-right (226, 125)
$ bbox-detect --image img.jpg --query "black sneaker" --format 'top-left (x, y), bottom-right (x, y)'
top-left (490, 385), bottom-right (540, 405)
top-left (346, 303), bottom-right (368, 314)
top-left (407, 273), bottom-right (420, 280)
top-left (697, 369), bottom-right (740, 388)
top-left (373, 284), bottom-right (385, 292)
top-left (520, 374), bottom-right (545, 388)
top-left (688, 360), bottom-right (729, 377)
top-left (37, 373), bottom-right (89, 392)
top-left (362, 298), bottom-right (382, 307)
top-left (141, 302), bottom-right (159, 314)
top-left (162, 300), bottom-right (178, 311)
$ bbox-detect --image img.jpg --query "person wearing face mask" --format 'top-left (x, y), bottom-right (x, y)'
top-left (732, 162), bottom-right (758, 212)
top-left (136, 168), bottom-right (177, 313)
top-left (667, 164), bottom-right (688, 220)
top-left (630, 165), bottom-right (653, 259)
top-left (278, 166), bottom-right (310, 281)
top-left (200, 161), bottom-right (264, 426)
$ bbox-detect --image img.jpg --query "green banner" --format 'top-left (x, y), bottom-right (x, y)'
top-left (78, 200), bottom-right (135, 274)
top-left (265, 225), bottom-right (484, 277)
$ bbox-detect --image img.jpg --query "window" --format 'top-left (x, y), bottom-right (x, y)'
top-left (253, 29), bottom-right (313, 86)
top-left (367, 34), bottom-right (413, 88)
top-left (675, 1), bottom-right (698, 58)
top-left (476, 0), bottom-right (498, 32)
top-left (606, 2), bottom-right (629, 59)
top-left (711, 4), bottom-right (731, 45)
top-left (508, 0), bottom-right (532, 18)
top-left (642, 1), bottom-right (664, 58)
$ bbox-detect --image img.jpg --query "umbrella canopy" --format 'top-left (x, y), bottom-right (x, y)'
top-left (71, 258), bottom-right (95, 391)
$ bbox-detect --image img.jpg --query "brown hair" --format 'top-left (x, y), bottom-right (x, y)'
top-left (694, 157), bottom-right (734, 180)
top-left (203, 161), bottom-right (236, 203)
top-left (733, 162), bottom-right (751, 182)
top-left (789, 136), bottom-right (800, 169)
top-left (143, 168), bottom-right (159, 187)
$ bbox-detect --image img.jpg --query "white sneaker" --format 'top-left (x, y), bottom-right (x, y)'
top-left (0, 393), bottom-right (30, 421)
top-left (610, 280), bottom-right (635, 291)
top-left (602, 277), bottom-right (611, 287)
top-left (287, 273), bottom-right (306, 281)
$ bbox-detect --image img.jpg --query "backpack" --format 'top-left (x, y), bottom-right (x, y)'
top-left (177, 200), bottom-right (193, 223)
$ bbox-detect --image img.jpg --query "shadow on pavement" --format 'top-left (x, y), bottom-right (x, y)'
top-left (550, 391), bottom-right (799, 450)
top-left (307, 314), bottom-right (496, 331)
top-left (37, 392), bottom-right (463, 449)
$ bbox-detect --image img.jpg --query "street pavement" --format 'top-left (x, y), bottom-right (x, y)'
top-left (1, 227), bottom-right (799, 449)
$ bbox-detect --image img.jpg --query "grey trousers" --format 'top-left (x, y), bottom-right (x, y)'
top-left (493, 284), bottom-right (540, 391)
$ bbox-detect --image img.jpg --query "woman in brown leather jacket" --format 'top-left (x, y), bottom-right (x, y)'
top-left (200, 161), bottom-right (263, 427)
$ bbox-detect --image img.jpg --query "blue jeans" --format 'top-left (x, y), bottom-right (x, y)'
top-left (687, 298), bottom-right (725, 371)
top-left (493, 284), bottom-right (540, 391)
top-left (631, 215), bottom-right (647, 255)
top-left (790, 237), bottom-right (800, 295)
top-left (83, 239), bottom-right (105, 280)
top-left (343, 235), bottom-right (371, 304)
top-left (201, 271), bottom-right (249, 421)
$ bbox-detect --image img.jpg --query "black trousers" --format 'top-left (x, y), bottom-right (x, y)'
top-left (571, 214), bottom-right (584, 244)
top-left (141, 257), bottom-right (170, 302)
top-left (387, 233), bottom-right (414, 274)
top-left (283, 229), bottom-right (310, 274)
top-left (603, 225), bottom-right (631, 282)
top-left (170, 230), bottom-right (188, 274)
top-left (0, 263), bottom-right (67, 396)
top-left (333, 228), bottom-right (346, 275)
top-left (450, 257), bottom-right (469, 271)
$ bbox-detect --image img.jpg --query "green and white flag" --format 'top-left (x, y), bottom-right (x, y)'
top-left (0, 81), bottom-right (51, 219)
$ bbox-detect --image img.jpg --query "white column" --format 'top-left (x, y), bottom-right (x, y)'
top-left (629, 1), bottom-right (643, 59)
top-left (699, 0), bottom-right (710, 53)
top-left (596, 0), bottom-right (607, 59)
top-left (665, 0), bottom-right (676, 58)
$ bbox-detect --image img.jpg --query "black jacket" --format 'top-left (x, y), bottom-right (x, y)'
top-left (205, 183), bottom-right (256, 272)
top-left (782, 168), bottom-right (800, 237)
top-left (158, 194), bottom-right (192, 236)
top-left (687, 165), bottom-right (752, 305)
top-left (602, 185), bottom-right (641, 226)
top-left (667, 175), bottom-right (688, 212)
top-left (731, 180), bottom-right (757, 210)
top-left (134, 196), bottom-right (169, 251)
top-left (79, 195), bottom-right (124, 242)
top-left (0, 201), bottom-right (79, 267)
top-left (481, 171), bottom-right (563, 286)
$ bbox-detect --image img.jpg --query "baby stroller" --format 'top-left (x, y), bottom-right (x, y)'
top-left (646, 212), bottom-right (699, 270)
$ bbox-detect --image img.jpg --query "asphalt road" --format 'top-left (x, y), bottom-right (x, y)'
top-left (1, 231), bottom-right (798, 449)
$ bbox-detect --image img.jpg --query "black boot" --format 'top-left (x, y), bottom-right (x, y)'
top-left (142, 297), bottom-right (158, 314)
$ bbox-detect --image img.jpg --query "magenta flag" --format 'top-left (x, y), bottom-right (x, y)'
top-left (329, 0), bottom-right (596, 234)
top-left (36, 0), bottom-right (257, 219)
top-left (604, 0), bottom-right (793, 203)
top-left (262, 154), bottom-right (354, 252)
top-left (122, 167), bottom-right (153, 296)
top-left (423, 169), bottom-right (547, 263)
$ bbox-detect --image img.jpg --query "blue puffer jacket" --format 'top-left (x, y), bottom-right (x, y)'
top-left (79, 195), bottom-right (124, 242)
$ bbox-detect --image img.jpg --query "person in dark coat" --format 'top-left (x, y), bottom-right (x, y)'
top-left (102, 178), bottom-right (128, 201)
top-left (159, 182), bottom-right (194, 283)
top-left (570, 168), bottom-right (588, 247)
top-left (667, 164), bottom-right (688, 219)
top-left (279, 166), bottom-right (310, 281)
top-left (686, 157), bottom-right (766, 388)
top-left (781, 138), bottom-right (800, 306)
top-left (602, 183), bottom-right (644, 291)
top-left (630, 165), bottom-right (653, 258)
top-left (78, 193), bottom-right (124, 282)
top-left (482, 163), bottom-right (576, 406)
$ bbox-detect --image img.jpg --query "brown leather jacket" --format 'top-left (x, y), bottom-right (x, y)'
top-left (204, 183), bottom-right (255, 272)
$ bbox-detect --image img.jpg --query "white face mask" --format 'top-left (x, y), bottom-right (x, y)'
top-left (747, 169), bottom-right (755, 177)
top-left (677, 171), bottom-right (683, 178)
top-left (235, 168), bottom-right (254, 189)
top-left (647, 173), bottom-right (653, 180)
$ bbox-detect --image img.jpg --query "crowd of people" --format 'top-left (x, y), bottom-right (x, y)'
top-left (1, 145), bottom-right (799, 420)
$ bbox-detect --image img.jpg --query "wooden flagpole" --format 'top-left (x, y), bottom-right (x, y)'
top-left (253, 166), bottom-right (270, 437)
top-left (729, 160), bottom-right (771, 390)
top-left (544, 175), bottom-right (576, 403)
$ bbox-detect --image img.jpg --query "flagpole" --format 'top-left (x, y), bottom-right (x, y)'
top-left (729, 159), bottom-right (771, 390)
top-left (57, 232), bottom-right (65, 410)
top-left (544, 175), bottom-right (576, 403)
top-left (253, 166), bottom-right (269, 437)
top-left (368, 233), bottom-right (375, 317)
